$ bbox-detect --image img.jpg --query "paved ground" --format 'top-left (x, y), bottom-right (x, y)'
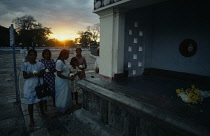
top-left (0, 49), bottom-right (98, 136)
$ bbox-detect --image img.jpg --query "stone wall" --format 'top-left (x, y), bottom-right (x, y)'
top-left (82, 91), bottom-right (194, 136)
top-left (78, 78), bottom-right (210, 136)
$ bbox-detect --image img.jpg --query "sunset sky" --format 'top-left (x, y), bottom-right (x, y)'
top-left (0, 0), bottom-right (99, 40)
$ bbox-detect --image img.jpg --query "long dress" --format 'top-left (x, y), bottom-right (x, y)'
top-left (55, 60), bottom-right (72, 113)
top-left (21, 62), bottom-right (45, 104)
top-left (39, 59), bottom-right (55, 99)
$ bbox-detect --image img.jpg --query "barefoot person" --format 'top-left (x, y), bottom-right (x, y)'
top-left (21, 49), bottom-right (46, 127)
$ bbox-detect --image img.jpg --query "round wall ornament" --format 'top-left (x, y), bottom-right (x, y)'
top-left (179, 39), bottom-right (197, 57)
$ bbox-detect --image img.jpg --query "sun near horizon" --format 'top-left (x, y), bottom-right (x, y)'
top-left (49, 30), bottom-right (80, 41)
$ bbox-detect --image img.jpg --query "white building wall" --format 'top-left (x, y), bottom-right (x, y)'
top-left (97, 9), bottom-right (125, 79)
top-left (112, 10), bottom-right (125, 75)
top-left (99, 10), bottom-right (114, 78)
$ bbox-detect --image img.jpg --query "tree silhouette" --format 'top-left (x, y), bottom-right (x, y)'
top-left (77, 31), bottom-right (92, 47)
top-left (87, 23), bottom-right (100, 42)
top-left (12, 15), bottom-right (52, 47)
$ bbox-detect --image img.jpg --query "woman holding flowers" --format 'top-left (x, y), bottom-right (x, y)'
top-left (75, 48), bottom-right (87, 79)
top-left (55, 49), bottom-right (74, 113)
top-left (39, 49), bottom-right (56, 108)
top-left (21, 49), bottom-right (46, 127)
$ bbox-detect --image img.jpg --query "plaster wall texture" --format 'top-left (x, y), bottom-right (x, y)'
top-left (97, 0), bottom-right (210, 78)
top-left (145, 1), bottom-right (209, 76)
top-left (124, 1), bottom-right (210, 77)
top-left (112, 10), bottom-right (125, 75)
top-left (150, 1), bottom-right (210, 77)
top-left (99, 9), bottom-right (125, 78)
top-left (99, 11), bottom-right (114, 77)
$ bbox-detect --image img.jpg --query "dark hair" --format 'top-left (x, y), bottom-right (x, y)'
top-left (27, 49), bottom-right (37, 56)
top-left (70, 57), bottom-right (78, 65)
top-left (76, 48), bottom-right (82, 52)
top-left (42, 49), bottom-right (51, 58)
top-left (57, 49), bottom-right (69, 60)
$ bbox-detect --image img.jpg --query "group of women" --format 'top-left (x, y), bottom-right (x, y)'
top-left (21, 48), bottom-right (87, 127)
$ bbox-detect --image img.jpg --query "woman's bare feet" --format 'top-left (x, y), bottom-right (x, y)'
top-left (29, 119), bottom-right (34, 127)
top-left (44, 104), bottom-right (47, 111)
top-left (41, 112), bottom-right (48, 119)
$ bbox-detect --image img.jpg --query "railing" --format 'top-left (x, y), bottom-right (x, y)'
top-left (94, 0), bottom-right (122, 10)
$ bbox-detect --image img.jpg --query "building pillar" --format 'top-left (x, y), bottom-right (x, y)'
top-left (96, 8), bottom-right (125, 79)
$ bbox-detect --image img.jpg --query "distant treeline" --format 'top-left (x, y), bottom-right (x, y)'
top-left (1, 15), bottom-right (100, 48)
top-left (0, 25), bottom-right (77, 48)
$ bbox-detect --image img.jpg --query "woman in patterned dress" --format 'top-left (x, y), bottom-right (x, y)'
top-left (39, 49), bottom-right (56, 108)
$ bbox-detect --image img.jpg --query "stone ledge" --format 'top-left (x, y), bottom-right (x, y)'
top-left (77, 78), bottom-right (210, 136)
top-left (74, 109), bottom-right (120, 136)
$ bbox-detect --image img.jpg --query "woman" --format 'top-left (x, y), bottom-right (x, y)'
top-left (75, 48), bottom-right (87, 79)
top-left (55, 49), bottom-right (74, 113)
top-left (21, 49), bottom-right (45, 127)
top-left (39, 49), bottom-right (56, 108)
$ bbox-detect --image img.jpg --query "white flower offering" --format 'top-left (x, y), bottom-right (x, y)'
top-left (79, 65), bottom-right (84, 68)
top-left (177, 93), bottom-right (188, 103)
top-left (176, 85), bottom-right (210, 104)
top-left (33, 70), bottom-right (38, 74)
top-left (45, 69), bottom-right (50, 73)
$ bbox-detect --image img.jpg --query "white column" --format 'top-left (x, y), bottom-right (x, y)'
top-left (112, 9), bottom-right (125, 75)
top-left (96, 9), bottom-right (125, 79)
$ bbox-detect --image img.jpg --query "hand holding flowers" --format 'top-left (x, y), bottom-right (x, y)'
top-left (33, 70), bottom-right (38, 75)
top-left (78, 64), bottom-right (86, 70)
top-left (69, 73), bottom-right (75, 77)
top-left (45, 69), bottom-right (50, 73)
top-left (31, 69), bottom-right (45, 77)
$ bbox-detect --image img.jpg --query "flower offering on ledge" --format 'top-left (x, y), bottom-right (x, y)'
top-left (176, 85), bottom-right (210, 104)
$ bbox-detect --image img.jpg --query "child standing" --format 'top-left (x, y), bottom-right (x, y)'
top-left (75, 48), bottom-right (87, 79)
top-left (69, 57), bottom-right (81, 105)
top-left (39, 49), bottom-right (56, 108)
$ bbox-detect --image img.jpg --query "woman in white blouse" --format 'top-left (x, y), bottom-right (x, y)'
top-left (55, 49), bottom-right (74, 113)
